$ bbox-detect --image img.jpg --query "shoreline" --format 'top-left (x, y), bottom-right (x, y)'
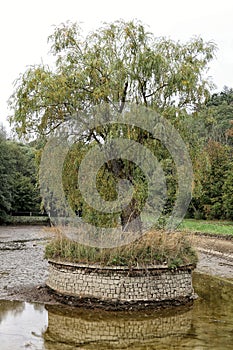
top-left (0, 225), bottom-right (232, 307)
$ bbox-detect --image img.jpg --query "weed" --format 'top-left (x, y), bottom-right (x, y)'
top-left (45, 228), bottom-right (198, 268)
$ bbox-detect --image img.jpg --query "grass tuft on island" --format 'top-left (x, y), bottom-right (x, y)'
top-left (45, 229), bottom-right (198, 269)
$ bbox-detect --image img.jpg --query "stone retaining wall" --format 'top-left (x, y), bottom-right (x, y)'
top-left (47, 260), bottom-right (195, 305)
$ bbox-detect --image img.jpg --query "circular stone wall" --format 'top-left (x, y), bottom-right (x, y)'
top-left (46, 260), bottom-right (196, 308)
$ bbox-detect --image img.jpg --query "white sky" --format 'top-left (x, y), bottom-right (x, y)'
top-left (1, 0), bottom-right (233, 130)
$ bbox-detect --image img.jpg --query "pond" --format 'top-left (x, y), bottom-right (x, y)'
top-left (0, 272), bottom-right (232, 350)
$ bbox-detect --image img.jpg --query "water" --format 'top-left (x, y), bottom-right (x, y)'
top-left (0, 273), bottom-right (232, 350)
top-left (0, 301), bottom-right (47, 350)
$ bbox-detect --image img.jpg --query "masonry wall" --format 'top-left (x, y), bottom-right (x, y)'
top-left (46, 260), bottom-right (195, 303)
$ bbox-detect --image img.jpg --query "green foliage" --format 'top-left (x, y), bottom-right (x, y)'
top-left (0, 129), bottom-right (13, 221)
top-left (175, 87), bottom-right (233, 166)
top-left (222, 162), bottom-right (233, 220)
top-left (181, 87), bottom-right (233, 220)
top-left (0, 128), bottom-right (41, 223)
top-left (9, 142), bottom-right (41, 213)
top-left (62, 139), bottom-right (151, 228)
top-left (191, 141), bottom-right (232, 219)
top-left (45, 228), bottom-right (198, 268)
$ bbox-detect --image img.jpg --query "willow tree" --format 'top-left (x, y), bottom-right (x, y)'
top-left (9, 20), bottom-right (216, 232)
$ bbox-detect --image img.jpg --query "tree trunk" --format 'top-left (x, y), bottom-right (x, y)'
top-left (107, 159), bottom-right (142, 234)
top-left (120, 197), bottom-right (142, 233)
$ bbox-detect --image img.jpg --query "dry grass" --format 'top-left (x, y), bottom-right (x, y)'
top-left (45, 228), bottom-right (198, 268)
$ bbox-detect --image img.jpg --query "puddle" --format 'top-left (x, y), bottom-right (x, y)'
top-left (0, 273), bottom-right (232, 349)
top-left (0, 242), bottom-right (26, 251)
top-left (0, 301), bottom-right (47, 350)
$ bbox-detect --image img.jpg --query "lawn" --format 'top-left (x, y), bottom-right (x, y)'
top-left (179, 219), bottom-right (233, 236)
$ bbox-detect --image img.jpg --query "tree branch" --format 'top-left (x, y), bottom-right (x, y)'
top-left (145, 82), bottom-right (169, 98)
top-left (119, 81), bottom-right (128, 113)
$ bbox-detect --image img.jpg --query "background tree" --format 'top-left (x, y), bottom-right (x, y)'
top-left (182, 87), bottom-right (233, 219)
top-left (191, 141), bottom-right (232, 219)
top-left (0, 127), bottom-right (13, 221)
top-left (222, 162), bottom-right (233, 220)
top-left (182, 86), bottom-right (233, 148)
top-left (0, 127), bottom-right (41, 223)
top-left (9, 142), bottom-right (41, 214)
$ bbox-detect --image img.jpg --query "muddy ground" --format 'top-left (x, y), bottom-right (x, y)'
top-left (0, 225), bottom-right (232, 304)
top-left (192, 234), bottom-right (233, 278)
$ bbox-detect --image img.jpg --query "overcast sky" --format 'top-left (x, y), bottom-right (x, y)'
top-left (1, 0), bottom-right (233, 130)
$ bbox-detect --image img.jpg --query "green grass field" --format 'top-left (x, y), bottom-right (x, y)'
top-left (179, 219), bottom-right (233, 236)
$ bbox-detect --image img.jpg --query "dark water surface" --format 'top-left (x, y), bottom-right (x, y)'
top-left (0, 273), bottom-right (232, 350)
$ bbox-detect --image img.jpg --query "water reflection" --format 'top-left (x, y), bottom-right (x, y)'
top-left (0, 300), bottom-right (24, 322)
top-left (0, 273), bottom-right (232, 350)
top-left (0, 301), bottom-right (47, 350)
top-left (44, 305), bottom-right (192, 350)
top-left (190, 273), bottom-right (233, 350)
top-left (43, 273), bottom-right (233, 350)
